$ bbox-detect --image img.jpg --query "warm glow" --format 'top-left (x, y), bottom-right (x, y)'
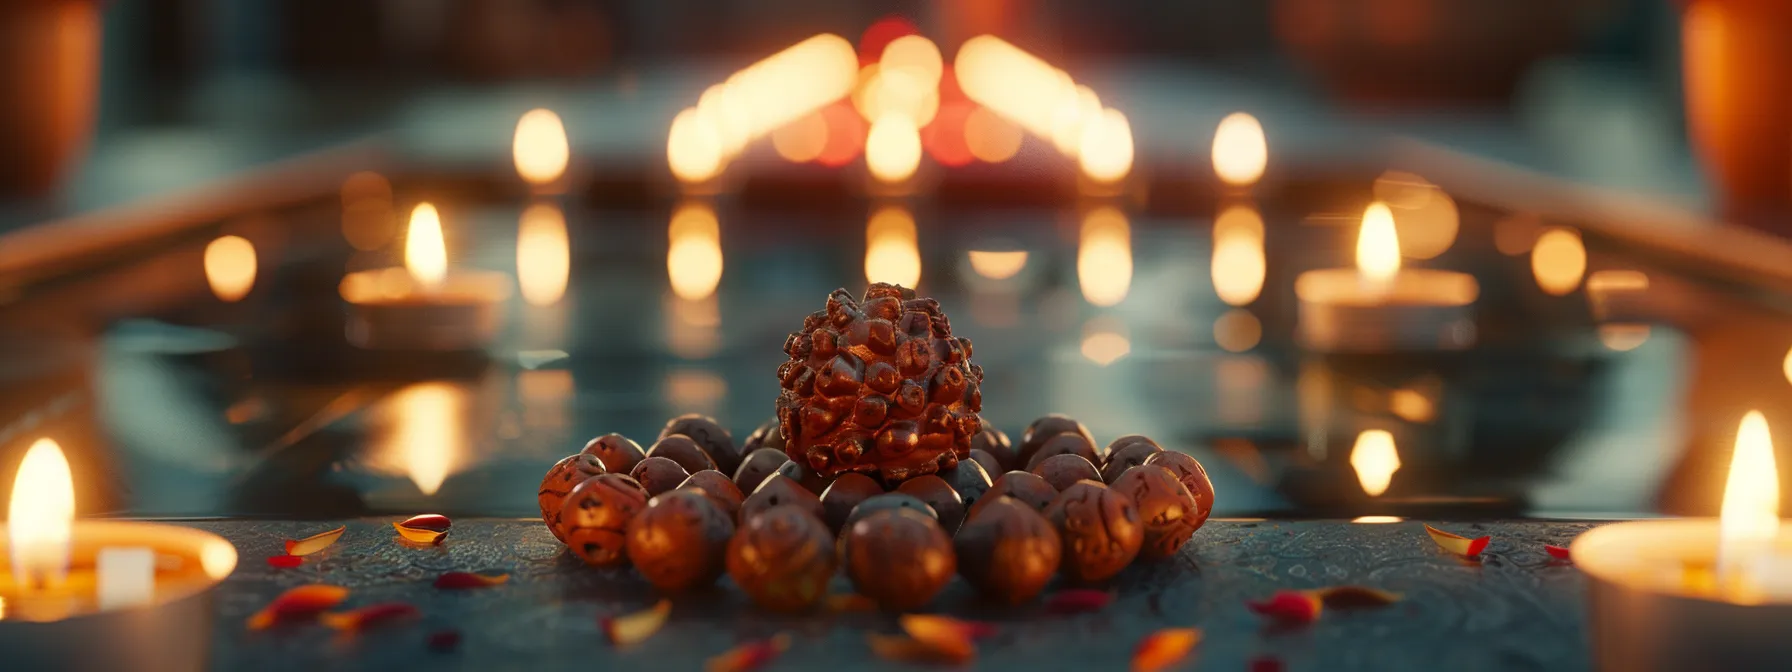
top-left (668, 203), bottom-right (724, 300)
top-left (1212, 112), bottom-right (1268, 187)
top-left (513, 108), bottom-right (570, 186)
top-left (1598, 324), bottom-right (1651, 352)
top-left (517, 203), bottom-right (570, 306)
top-left (880, 35), bottom-right (943, 91)
top-left (698, 85), bottom-right (752, 158)
top-left (1352, 516), bottom-right (1404, 524)
top-left (722, 34), bottom-right (860, 140)
top-left (1719, 411), bottom-right (1779, 577)
top-left (1374, 171), bottom-right (1459, 260)
top-left (968, 250), bottom-right (1028, 280)
top-left (1587, 270), bottom-right (1650, 294)
top-left (1531, 227), bottom-right (1587, 296)
top-left (1493, 215), bottom-right (1542, 256)
top-left (865, 206), bottom-right (921, 288)
top-left (771, 111), bottom-right (828, 163)
top-left (1349, 429), bottom-right (1401, 497)
top-left (1212, 209), bottom-right (1266, 306)
top-left (203, 235), bottom-right (257, 302)
top-left (1049, 85), bottom-right (1102, 155)
top-left (668, 107), bottom-right (725, 184)
top-left (340, 172), bottom-right (396, 251)
top-left (955, 35), bottom-right (1073, 138)
top-left (667, 294), bottom-right (721, 360)
top-left (1081, 330), bottom-right (1131, 366)
top-left (405, 203), bottom-right (448, 289)
top-left (1356, 202), bottom-right (1401, 285)
top-left (387, 383), bottom-right (461, 495)
top-left (964, 106), bottom-right (1023, 163)
top-left (1078, 207), bottom-right (1132, 307)
top-left (870, 35), bottom-right (944, 126)
top-left (1077, 108), bottom-right (1134, 184)
top-left (1784, 347), bottom-right (1792, 386)
top-left (866, 115), bottom-right (923, 183)
top-left (1390, 388), bottom-right (1436, 422)
top-left (9, 438), bottom-right (75, 587)
top-left (1213, 309), bottom-right (1262, 353)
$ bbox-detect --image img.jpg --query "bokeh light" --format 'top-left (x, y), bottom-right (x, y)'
top-left (1212, 112), bottom-right (1268, 187)
top-left (865, 206), bottom-right (921, 288)
top-left (1078, 206), bottom-right (1132, 306)
top-left (772, 110), bottom-right (828, 163)
top-left (964, 106), bottom-right (1022, 163)
top-left (517, 203), bottom-right (570, 306)
top-left (1077, 108), bottom-right (1133, 184)
top-left (866, 115), bottom-right (923, 183)
top-left (1213, 309), bottom-right (1262, 352)
top-left (513, 108), bottom-right (570, 186)
top-left (667, 107), bottom-right (725, 184)
top-left (1531, 227), bottom-right (1587, 296)
top-left (667, 203), bottom-right (723, 300)
top-left (203, 235), bottom-right (257, 302)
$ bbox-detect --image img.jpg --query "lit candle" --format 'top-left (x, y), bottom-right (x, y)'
top-left (1294, 201), bottom-right (1480, 351)
top-left (1575, 411), bottom-right (1792, 671)
top-left (339, 203), bottom-right (511, 351)
top-left (513, 108), bottom-right (570, 192)
top-left (0, 439), bottom-right (236, 669)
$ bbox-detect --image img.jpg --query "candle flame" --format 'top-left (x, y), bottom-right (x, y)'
top-left (513, 108), bottom-right (569, 186)
top-left (865, 206), bottom-right (921, 288)
top-left (1356, 202), bottom-right (1401, 284)
top-left (517, 203), bottom-right (570, 306)
top-left (9, 438), bottom-right (75, 588)
top-left (1078, 206), bottom-right (1132, 307)
top-left (668, 203), bottom-right (724, 300)
top-left (865, 114), bottom-right (923, 184)
top-left (1350, 429), bottom-right (1401, 497)
top-left (1720, 411), bottom-right (1779, 574)
top-left (203, 235), bottom-right (257, 302)
top-left (1212, 112), bottom-right (1268, 187)
top-left (1077, 108), bottom-right (1133, 184)
top-left (668, 107), bottom-right (725, 184)
top-left (405, 203), bottom-right (448, 289)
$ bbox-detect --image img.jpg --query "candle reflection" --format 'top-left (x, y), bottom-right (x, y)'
top-left (1350, 429), bottom-right (1401, 497)
top-left (1532, 227), bottom-right (1587, 296)
top-left (513, 108), bottom-right (569, 186)
top-left (379, 382), bottom-right (463, 496)
top-left (666, 294), bottom-right (720, 360)
top-left (1352, 515), bottom-right (1404, 524)
top-left (668, 203), bottom-right (723, 300)
top-left (1213, 309), bottom-right (1262, 353)
top-left (865, 206), bottom-right (921, 288)
top-left (1599, 324), bottom-right (1652, 352)
top-left (1212, 205), bottom-right (1266, 306)
top-left (967, 250), bottom-right (1028, 280)
top-left (665, 369), bottom-right (727, 417)
top-left (516, 203), bottom-right (570, 306)
top-left (1078, 206), bottom-right (1131, 307)
top-left (203, 235), bottom-right (257, 302)
top-left (1079, 319), bottom-right (1130, 366)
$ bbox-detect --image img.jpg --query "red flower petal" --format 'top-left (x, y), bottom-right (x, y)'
top-left (1044, 589), bottom-right (1115, 614)
top-left (1246, 591), bottom-right (1322, 625)
top-left (1545, 544), bottom-right (1572, 560)
top-left (395, 514), bottom-right (452, 544)
top-left (1249, 655), bottom-right (1285, 672)
top-left (867, 633), bottom-right (970, 664)
top-left (899, 615), bottom-right (982, 661)
top-left (426, 629), bottom-right (462, 652)
top-left (285, 525), bottom-right (347, 556)
top-left (320, 602), bottom-right (420, 631)
top-left (246, 585), bottom-right (350, 630)
top-left (705, 633), bottom-right (792, 672)
top-left (1132, 628), bottom-right (1202, 672)
top-left (266, 555), bottom-right (303, 569)
top-left (1424, 524), bottom-right (1491, 558)
top-left (433, 572), bottom-right (510, 589)
top-left (602, 600), bottom-right (671, 647)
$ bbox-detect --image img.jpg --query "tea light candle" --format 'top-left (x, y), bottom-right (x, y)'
top-left (1575, 411), bottom-right (1792, 672)
top-left (1295, 202), bottom-right (1479, 352)
top-left (0, 439), bottom-right (237, 670)
top-left (340, 203), bottom-right (509, 351)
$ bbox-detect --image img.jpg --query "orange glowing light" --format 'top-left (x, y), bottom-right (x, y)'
top-left (340, 172), bottom-right (397, 251)
top-left (968, 250), bottom-right (1028, 280)
top-left (955, 35), bottom-right (1074, 139)
top-left (1352, 516), bottom-right (1404, 524)
top-left (513, 108), bottom-right (570, 186)
top-left (8, 438), bottom-right (74, 587)
top-left (1493, 215), bottom-right (1542, 256)
top-left (923, 102), bottom-right (976, 167)
top-left (1597, 324), bottom-right (1651, 352)
top-left (668, 203), bottom-right (724, 301)
top-left (383, 382), bottom-right (462, 496)
top-left (1050, 85), bottom-right (1102, 155)
top-left (1080, 329), bottom-right (1131, 366)
top-left (816, 102), bottom-right (867, 168)
top-left (1374, 171), bottom-right (1458, 260)
top-left (964, 106), bottom-right (1022, 163)
top-left (1078, 207), bottom-right (1132, 307)
top-left (698, 85), bottom-right (752, 158)
top-left (1356, 202), bottom-right (1401, 286)
top-left (865, 206), bottom-right (921, 288)
top-left (204, 235), bottom-right (257, 302)
top-left (880, 35), bottom-right (943, 90)
top-left (1719, 411), bottom-right (1778, 580)
top-left (1531, 227), bottom-right (1586, 296)
top-left (1212, 207), bottom-right (1266, 306)
top-left (405, 203), bottom-right (448, 289)
top-left (855, 66), bottom-right (940, 127)
top-left (1077, 108), bottom-right (1133, 184)
top-left (1212, 113), bottom-right (1268, 187)
top-left (1784, 347), bottom-right (1792, 386)
top-left (668, 107), bottom-right (725, 184)
top-left (1213, 309), bottom-right (1262, 353)
top-left (866, 115), bottom-right (923, 184)
top-left (723, 34), bottom-right (859, 139)
top-left (1349, 429), bottom-right (1400, 497)
top-left (772, 111), bottom-right (828, 163)
top-left (1389, 388), bottom-right (1435, 422)
top-left (517, 203), bottom-right (570, 306)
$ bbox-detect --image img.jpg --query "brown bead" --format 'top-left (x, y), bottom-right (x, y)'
top-left (843, 508), bottom-right (956, 611)
top-left (775, 459), bottom-right (830, 495)
top-left (970, 426), bottom-right (1018, 472)
top-left (968, 471), bottom-right (1059, 520)
top-left (741, 419), bottom-right (787, 455)
top-left (969, 449), bottom-right (1004, 481)
top-left (1025, 433), bottom-right (1102, 471)
top-left (845, 492), bottom-right (936, 529)
top-left (539, 454), bottom-right (607, 541)
top-left (678, 470), bottom-right (745, 520)
top-left (726, 505), bottom-right (837, 612)
top-left (954, 496), bottom-right (1061, 604)
top-left (660, 413), bottom-right (742, 476)
top-left (895, 475), bottom-right (966, 535)
top-left (1101, 440), bottom-right (1164, 484)
top-left (1143, 451), bottom-right (1215, 533)
top-left (1030, 453), bottom-right (1102, 492)
top-left (1106, 434), bottom-right (1161, 456)
top-left (739, 474), bottom-right (825, 525)
top-left (941, 458), bottom-right (993, 516)
top-left (1015, 414), bottom-right (1094, 472)
top-left (630, 457), bottom-right (691, 497)
top-left (1109, 464), bottom-right (1199, 560)
top-left (625, 489), bottom-right (736, 591)
top-left (580, 433), bottom-right (646, 475)
top-left (646, 435), bottom-right (717, 475)
top-left (1043, 481), bottom-right (1142, 583)
top-left (820, 472), bottom-right (885, 533)
top-left (734, 448), bottom-right (787, 495)
top-left (557, 474), bottom-right (646, 566)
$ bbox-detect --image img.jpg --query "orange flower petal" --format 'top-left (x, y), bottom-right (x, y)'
top-left (1424, 524), bottom-right (1490, 558)
top-left (1132, 627), bottom-right (1202, 672)
top-left (1545, 544), bottom-right (1571, 560)
top-left (705, 633), bottom-right (792, 672)
top-left (898, 614), bottom-right (991, 661)
top-left (246, 584), bottom-right (350, 630)
top-left (1306, 585), bottom-right (1401, 609)
top-left (825, 593), bottom-right (877, 612)
top-left (1045, 589), bottom-right (1115, 614)
top-left (285, 525), bottom-right (347, 556)
top-left (320, 602), bottom-right (420, 631)
top-left (266, 555), bottom-right (302, 568)
top-left (867, 633), bottom-right (970, 664)
top-left (1246, 591), bottom-right (1322, 625)
top-left (433, 571), bottom-right (510, 589)
top-left (395, 515), bottom-right (451, 544)
top-left (394, 526), bottom-right (447, 544)
top-left (602, 600), bottom-right (671, 647)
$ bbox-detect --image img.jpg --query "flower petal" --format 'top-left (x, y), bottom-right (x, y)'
top-left (1306, 585), bottom-right (1401, 609)
top-left (867, 633), bottom-right (970, 664)
top-left (394, 526), bottom-right (447, 544)
top-left (1044, 589), bottom-right (1115, 614)
top-left (898, 615), bottom-right (988, 661)
top-left (246, 584), bottom-right (350, 630)
top-left (602, 600), bottom-right (671, 647)
top-left (1246, 591), bottom-right (1322, 625)
top-left (1132, 628), bottom-right (1202, 672)
top-left (266, 555), bottom-right (303, 569)
top-left (705, 633), bottom-right (792, 672)
top-left (320, 602), bottom-right (420, 631)
top-left (426, 629), bottom-right (462, 652)
top-left (1545, 544), bottom-right (1571, 560)
top-left (285, 525), bottom-right (347, 557)
top-left (1424, 524), bottom-right (1490, 558)
top-left (395, 515), bottom-right (451, 544)
top-left (433, 572), bottom-right (510, 589)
